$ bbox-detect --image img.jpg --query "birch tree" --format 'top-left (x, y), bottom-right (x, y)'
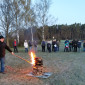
top-left (35, 0), bottom-right (51, 40)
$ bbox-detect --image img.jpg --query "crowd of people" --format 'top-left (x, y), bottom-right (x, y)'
top-left (13, 39), bottom-right (60, 53)
top-left (64, 39), bottom-right (85, 52)
top-left (41, 39), bottom-right (85, 53)
top-left (41, 39), bottom-right (60, 53)
top-left (13, 39), bottom-right (85, 53)
top-left (12, 39), bottom-right (38, 53)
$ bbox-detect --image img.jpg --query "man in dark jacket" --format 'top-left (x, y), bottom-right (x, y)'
top-left (28, 40), bottom-right (32, 50)
top-left (0, 35), bottom-right (14, 74)
top-left (73, 39), bottom-right (78, 52)
top-left (41, 40), bottom-right (46, 52)
top-left (47, 41), bottom-right (51, 53)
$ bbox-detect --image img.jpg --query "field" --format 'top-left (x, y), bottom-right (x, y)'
top-left (0, 41), bottom-right (85, 85)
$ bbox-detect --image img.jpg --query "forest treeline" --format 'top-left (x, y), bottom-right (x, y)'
top-left (37, 23), bottom-right (85, 41)
top-left (3, 23), bottom-right (85, 47)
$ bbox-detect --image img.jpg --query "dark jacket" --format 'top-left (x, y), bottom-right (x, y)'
top-left (72, 40), bottom-right (78, 47)
top-left (77, 41), bottom-right (81, 48)
top-left (28, 41), bottom-right (32, 47)
top-left (0, 41), bottom-right (12, 58)
top-left (41, 41), bottom-right (46, 46)
top-left (83, 43), bottom-right (85, 48)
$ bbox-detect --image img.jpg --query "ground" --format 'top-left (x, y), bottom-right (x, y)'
top-left (0, 41), bottom-right (85, 85)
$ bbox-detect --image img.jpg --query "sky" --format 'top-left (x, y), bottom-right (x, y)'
top-left (49, 0), bottom-right (85, 25)
top-left (32, 0), bottom-right (85, 25)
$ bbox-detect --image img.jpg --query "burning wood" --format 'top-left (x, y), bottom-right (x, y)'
top-left (34, 57), bottom-right (43, 66)
top-left (32, 57), bottom-right (44, 76)
top-left (27, 51), bottom-right (53, 78)
top-left (30, 51), bottom-right (46, 76)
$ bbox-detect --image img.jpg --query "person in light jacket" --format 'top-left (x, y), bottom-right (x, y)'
top-left (24, 40), bottom-right (28, 52)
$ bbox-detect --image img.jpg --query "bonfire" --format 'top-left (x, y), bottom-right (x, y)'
top-left (30, 51), bottom-right (45, 76)
top-left (14, 50), bottom-right (52, 78)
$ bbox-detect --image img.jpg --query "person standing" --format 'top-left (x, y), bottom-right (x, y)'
top-left (52, 39), bottom-right (57, 52)
top-left (0, 35), bottom-right (14, 74)
top-left (41, 40), bottom-right (46, 52)
top-left (83, 41), bottom-right (85, 52)
top-left (47, 41), bottom-right (51, 53)
top-left (24, 40), bottom-right (28, 52)
top-left (13, 39), bottom-right (18, 53)
top-left (57, 40), bottom-right (60, 51)
top-left (69, 41), bottom-right (73, 52)
top-left (33, 40), bottom-right (37, 52)
top-left (73, 39), bottom-right (78, 52)
top-left (52, 40), bottom-right (55, 52)
top-left (77, 40), bottom-right (81, 52)
top-left (28, 40), bottom-right (32, 50)
top-left (64, 42), bottom-right (69, 52)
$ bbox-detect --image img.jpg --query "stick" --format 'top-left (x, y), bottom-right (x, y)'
top-left (13, 54), bottom-right (31, 64)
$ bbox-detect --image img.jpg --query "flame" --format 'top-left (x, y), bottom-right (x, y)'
top-left (30, 52), bottom-right (36, 65)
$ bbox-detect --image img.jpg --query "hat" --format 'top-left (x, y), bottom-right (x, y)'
top-left (0, 35), bottom-right (4, 39)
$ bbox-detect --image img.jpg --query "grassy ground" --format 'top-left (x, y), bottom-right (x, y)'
top-left (0, 41), bottom-right (85, 85)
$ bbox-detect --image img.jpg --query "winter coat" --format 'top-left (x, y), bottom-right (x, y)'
top-left (28, 41), bottom-right (32, 47)
top-left (77, 41), bottom-right (81, 48)
top-left (0, 41), bottom-right (12, 58)
top-left (41, 41), bottom-right (46, 46)
top-left (24, 42), bottom-right (28, 48)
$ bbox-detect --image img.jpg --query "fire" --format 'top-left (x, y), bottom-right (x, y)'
top-left (30, 52), bottom-right (36, 65)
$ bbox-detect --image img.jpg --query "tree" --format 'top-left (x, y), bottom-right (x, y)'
top-left (35, 0), bottom-right (51, 40)
top-left (19, 0), bottom-right (36, 42)
top-left (0, 0), bottom-right (37, 46)
top-left (0, 0), bottom-right (15, 46)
